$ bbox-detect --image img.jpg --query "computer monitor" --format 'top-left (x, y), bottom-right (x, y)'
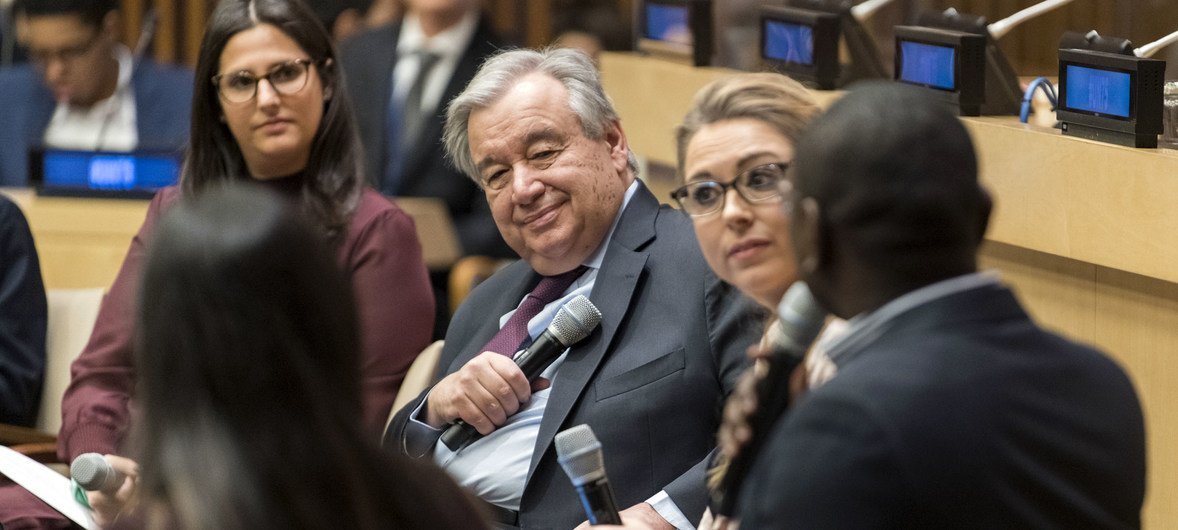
top-left (760, 6), bottom-right (841, 89)
top-left (787, 0), bottom-right (888, 82)
top-left (1056, 48), bottom-right (1165, 148)
top-left (894, 25), bottom-right (986, 116)
top-left (637, 0), bottom-right (713, 67)
top-left (29, 148), bottom-right (181, 199)
top-left (914, 9), bottom-right (1022, 116)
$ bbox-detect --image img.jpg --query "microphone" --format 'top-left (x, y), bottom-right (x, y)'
top-left (556, 424), bottom-right (622, 526)
top-left (440, 294), bottom-right (603, 451)
top-left (71, 453), bottom-right (125, 493)
top-left (712, 282), bottom-right (827, 516)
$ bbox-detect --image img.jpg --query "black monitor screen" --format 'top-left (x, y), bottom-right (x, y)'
top-left (763, 19), bottom-right (814, 66)
top-left (1064, 64), bottom-right (1131, 118)
top-left (644, 3), bottom-right (692, 45)
top-left (38, 150), bottom-right (179, 196)
top-left (898, 41), bottom-right (956, 90)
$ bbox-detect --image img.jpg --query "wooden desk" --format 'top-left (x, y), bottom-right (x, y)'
top-left (0, 189), bottom-right (462, 290)
top-left (601, 51), bottom-right (1178, 527)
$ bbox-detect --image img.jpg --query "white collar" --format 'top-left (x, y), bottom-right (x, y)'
top-left (397, 10), bottom-right (479, 59)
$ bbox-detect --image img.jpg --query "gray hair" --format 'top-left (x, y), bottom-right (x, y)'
top-left (443, 47), bottom-right (639, 185)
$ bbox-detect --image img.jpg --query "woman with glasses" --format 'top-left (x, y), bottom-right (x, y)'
top-left (670, 72), bottom-right (823, 530)
top-left (17, 0), bottom-right (436, 525)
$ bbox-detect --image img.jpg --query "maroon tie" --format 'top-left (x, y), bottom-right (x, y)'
top-left (481, 266), bottom-right (588, 358)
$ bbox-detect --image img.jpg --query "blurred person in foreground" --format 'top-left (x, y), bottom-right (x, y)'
top-left (384, 48), bottom-right (762, 530)
top-left (0, 0), bottom-right (434, 526)
top-left (0, 0), bottom-right (191, 185)
top-left (737, 82), bottom-right (1146, 528)
top-left (0, 194), bottom-right (47, 429)
top-left (99, 183), bottom-right (484, 529)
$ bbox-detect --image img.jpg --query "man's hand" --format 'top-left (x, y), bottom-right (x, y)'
top-left (85, 454), bottom-right (139, 528)
top-left (424, 351), bottom-right (535, 433)
top-left (573, 502), bottom-right (673, 530)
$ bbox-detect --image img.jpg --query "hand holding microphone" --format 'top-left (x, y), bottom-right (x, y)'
top-left (433, 295), bottom-right (602, 451)
top-left (71, 453), bottom-right (140, 526)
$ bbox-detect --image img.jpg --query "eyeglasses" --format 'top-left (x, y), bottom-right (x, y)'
top-left (212, 59), bottom-right (320, 103)
top-left (28, 31), bottom-right (102, 69)
top-left (671, 162), bottom-right (791, 217)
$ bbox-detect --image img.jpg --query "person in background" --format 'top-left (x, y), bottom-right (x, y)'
top-left (0, 195), bottom-right (46, 428)
top-left (385, 47), bottom-right (762, 530)
top-left (96, 183), bottom-right (485, 529)
top-left (339, 0), bottom-right (512, 259)
top-left (0, 0), bottom-right (435, 526)
top-left (737, 82), bottom-right (1146, 528)
top-left (0, 0), bottom-right (192, 186)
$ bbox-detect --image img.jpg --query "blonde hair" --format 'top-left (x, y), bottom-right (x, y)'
top-left (675, 73), bottom-right (820, 177)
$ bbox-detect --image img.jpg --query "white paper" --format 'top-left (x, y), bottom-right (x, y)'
top-left (0, 446), bottom-right (95, 529)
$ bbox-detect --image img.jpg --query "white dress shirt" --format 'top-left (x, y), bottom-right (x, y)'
top-left (43, 44), bottom-right (137, 152)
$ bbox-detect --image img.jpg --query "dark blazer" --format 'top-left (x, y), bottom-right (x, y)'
top-left (0, 60), bottom-right (193, 187)
top-left (738, 282), bottom-right (1147, 529)
top-left (339, 17), bottom-right (512, 257)
top-left (0, 195), bottom-right (46, 427)
top-left (386, 182), bottom-right (763, 529)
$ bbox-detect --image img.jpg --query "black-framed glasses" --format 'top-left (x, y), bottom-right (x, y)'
top-left (28, 30), bottom-right (103, 69)
top-left (212, 58), bottom-right (321, 103)
top-left (671, 162), bottom-right (791, 217)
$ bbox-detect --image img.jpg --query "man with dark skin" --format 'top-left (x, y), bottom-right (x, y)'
top-left (737, 82), bottom-right (1146, 528)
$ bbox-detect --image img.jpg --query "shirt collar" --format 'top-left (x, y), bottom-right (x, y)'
top-left (397, 10), bottom-right (479, 60)
top-left (823, 271), bottom-right (1002, 363)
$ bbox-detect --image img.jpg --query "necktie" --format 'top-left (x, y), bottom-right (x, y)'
top-left (382, 50), bottom-right (442, 195)
top-left (481, 266), bottom-right (588, 358)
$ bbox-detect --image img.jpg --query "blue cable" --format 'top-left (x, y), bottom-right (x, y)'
top-left (1020, 76), bottom-right (1058, 123)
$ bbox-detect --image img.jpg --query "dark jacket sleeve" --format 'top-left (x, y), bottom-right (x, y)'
top-left (0, 197), bottom-right (47, 427)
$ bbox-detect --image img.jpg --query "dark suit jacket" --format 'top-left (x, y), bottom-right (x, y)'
top-left (339, 17), bottom-right (512, 257)
top-left (0, 60), bottom-right (193, 187)
top-left (738, 282), bottom-right (1146, 528)
top-left (0, 196), bottom-right (46, 427)
top-left (386, 182), bottom-right (763, 528)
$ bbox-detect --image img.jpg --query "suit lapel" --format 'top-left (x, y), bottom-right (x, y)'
top-left (448, 262), bottom-right (540, 371)
top-left (525, 183), bottom-right (659, 482)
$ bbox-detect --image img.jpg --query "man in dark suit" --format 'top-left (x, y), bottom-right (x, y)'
top-left (0, 195), bottom-right (46, 428)
top-left (737, 83), bottom-right (1147, 528)
top-left (0, 0), bottom-right (192, 187)
top-left (339, 0), bottom-right (511, 258)
top-left (385, 48), bottom-right (761, 529)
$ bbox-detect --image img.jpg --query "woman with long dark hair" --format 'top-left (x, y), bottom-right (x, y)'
top-left (0, 0), bottom-right (434, 526)
top-left (117, 183), bottom-right (481, 529)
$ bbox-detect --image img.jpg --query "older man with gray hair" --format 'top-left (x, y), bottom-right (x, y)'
top-left (384, 48), bottom-right (760, 529)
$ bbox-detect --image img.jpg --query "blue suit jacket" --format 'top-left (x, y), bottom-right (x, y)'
top-left (386, 182), bottom-right (763, 528)
top-left (0, 60), bottom-right (192, 186)
top-left (738, 282), bottom-right (1146, 528)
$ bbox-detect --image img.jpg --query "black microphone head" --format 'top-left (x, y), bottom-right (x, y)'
top-left (549, 295), bottom-right (602, 347)
top-left (773, 282), bottom-right (827, 356)
top-left (71, 453), bottom-right (116, 491)
top-left (555, 424), bottom-right (606, 487)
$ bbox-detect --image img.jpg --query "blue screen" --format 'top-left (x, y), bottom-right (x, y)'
top-left (899, 41), bottom-right (956, 90)
top-left (41, 151), bottom-right (179, 193)
top-left (1065, 65), bottom-right (1131, 118)
top-left (763, 20), bottom-right (814, 66)
top-left (645, 4), bottom-right (691, 45)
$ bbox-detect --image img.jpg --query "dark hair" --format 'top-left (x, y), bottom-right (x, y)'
top-left (792, 81), bottom-right (987, 280)
top-left (184, 0), bottom-right (364, 243)
top-left (134, 183), bottom-right (486, 529)
top-left (12, 0), bottom-right (116, 27)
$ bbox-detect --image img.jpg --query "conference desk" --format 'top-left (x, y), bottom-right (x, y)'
top-left (0, 188), bottom-right (462, 290)
top-left (601, 51), bottom-right (1178, 527)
